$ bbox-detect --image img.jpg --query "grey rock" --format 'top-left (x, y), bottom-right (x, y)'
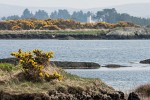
top-left (102, 64), bottom-right (130, 68)
top-left (128, 92), bottom-right (140, 100)
top-left (140, 59), bottom-right (150, 64)
top-left (0, 58), bottom-right (100, 69)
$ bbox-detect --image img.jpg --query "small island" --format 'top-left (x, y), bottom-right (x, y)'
top-left (1, 18), bottom-right (150, 40)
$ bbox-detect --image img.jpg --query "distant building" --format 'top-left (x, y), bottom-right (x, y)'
top-left (87, 15), bottom-right (95, 23)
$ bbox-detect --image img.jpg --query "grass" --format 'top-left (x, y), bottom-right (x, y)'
top-left (135, 84), bottom-right (150, 97)
top-left (0, 63), bottom-right (16, 71)
top-left (0, 29), bottom-right (109, 35)
top-left (0, 63), bottom-right (114, 94)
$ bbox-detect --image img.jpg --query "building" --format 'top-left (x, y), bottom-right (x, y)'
top-left (87, 15), bottom-right (95, 23)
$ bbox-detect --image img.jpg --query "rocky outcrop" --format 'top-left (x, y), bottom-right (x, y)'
top-left (0, 88), bottom-right (126, 100)
top-left (102, 64), bottom-right (130, 68)
top-left (128, 92), bottom-right (140, 100)
top-left (107, 27), bottom-right (150, 39)
top-left (0, 58), bottom-right (100, 69)
top-left (0, 91), bottom-right (50, 100)
top-left (51, 61), bottom-right (100, 69)
top-left (140, 59), bottom-right (150, 64)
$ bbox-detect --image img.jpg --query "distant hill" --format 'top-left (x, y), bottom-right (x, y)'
top-left (1, 3), bottom-right (150, 18)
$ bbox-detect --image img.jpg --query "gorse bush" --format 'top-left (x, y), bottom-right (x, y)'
top-left (0, 19), bottom-right (137, 30)
top-left (11, 49), bottom-right (63, 82)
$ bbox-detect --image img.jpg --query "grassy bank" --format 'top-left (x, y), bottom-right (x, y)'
top-left (0, 29), bottom-right (108, 35)
top-left (0, 63), bottom-right (125, 100)
top-left (134, 84), bottom-right (150, 100)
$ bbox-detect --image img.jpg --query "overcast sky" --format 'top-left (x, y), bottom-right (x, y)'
top-left (0, 0), bottom-right (150, 8)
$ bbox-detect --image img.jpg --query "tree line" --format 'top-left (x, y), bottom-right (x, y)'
top-left (1, 8), bottom-right (150, 26)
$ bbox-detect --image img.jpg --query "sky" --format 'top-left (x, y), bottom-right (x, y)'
top-left (0, 0), bottom-right (150, 8)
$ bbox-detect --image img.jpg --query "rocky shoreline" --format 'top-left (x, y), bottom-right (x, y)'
top-left (0, 27), bottom-right (150, 39)
top-left (0, 58), bottom-right (100, 69)
top-left (0, 88), bottom-right (125, 100)
top-left (0, 58), bottom-right (142, 100)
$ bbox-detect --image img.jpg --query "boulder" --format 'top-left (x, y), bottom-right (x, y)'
top-left (102, 64), bottom-right (130, 68)
top-left (128, 92), bottom-right (140, 100)
top-left (50, 61), bottom-right (100, 69)
top-left (140, 59), bottom-right (150, 64)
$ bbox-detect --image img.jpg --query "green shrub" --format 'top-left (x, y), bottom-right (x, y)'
top-left (0, 63), bottom-right (15, 72)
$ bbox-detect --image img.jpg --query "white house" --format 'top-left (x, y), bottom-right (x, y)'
top-left (87, 15), bottom-right (95, 23)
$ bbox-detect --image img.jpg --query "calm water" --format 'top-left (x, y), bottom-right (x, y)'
top-left (0, 40), bottom-right (150, 91)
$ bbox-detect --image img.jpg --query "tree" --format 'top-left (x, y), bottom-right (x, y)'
top-left (1, 17), bottom-right (6, 20)
top-left (21, 8), bottom-right (33, 19)
top-left (71, 11), bottom-right (88, 22)
top-left (50, 11), bottom-right (58, 19)
top-left (50, 9), bottom-right (71, 19)
top-left (34, 10), bottom-right (49, 19)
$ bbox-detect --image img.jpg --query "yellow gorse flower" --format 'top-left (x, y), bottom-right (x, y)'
top-left (11, 49), bottom-right (62, 81)
top-left (39, 72), bottom-right (44, 77)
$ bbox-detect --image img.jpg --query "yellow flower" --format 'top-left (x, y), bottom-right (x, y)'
top-left (39, 65), bottom-right (44, 71)
top-left (10, 52), bottom-right (16, 56)
top-left (18, 49), bottom-right (22, 54)
top-left (45, 73), bottom-right (49, 77)
top-left (53, 71), bottom-right (57, 76)
top-left (58, 76), bottom-right (63, 81)
top-left (39, 72), bottom-right (43, 77)
top-left (19, 60), bottom-right (24, 63)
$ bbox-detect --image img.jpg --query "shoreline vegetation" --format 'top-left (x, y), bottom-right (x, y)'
top-left (1, 27), bottom-right (150, 39)
top-left (2, 19), bottom-right (150, 40)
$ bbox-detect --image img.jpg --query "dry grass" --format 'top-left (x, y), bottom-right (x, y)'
top-left (134, 84), bottom-right (150, 100)
top-left (0, 63), bottom-right (114, 95)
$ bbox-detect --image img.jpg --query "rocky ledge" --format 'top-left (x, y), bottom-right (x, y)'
top-left (0, 58), bottom-right (100, 69)
top-left (0, 88), bottom-right (125, 100)
top-left (140, 59), bottom-right (150, 64)
top-left (102, 64), bottom-right (131, 68)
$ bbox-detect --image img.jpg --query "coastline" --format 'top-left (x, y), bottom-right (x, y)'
top-left (0, 27), bottom-right (150, 40)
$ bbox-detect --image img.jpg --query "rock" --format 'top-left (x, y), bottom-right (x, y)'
top-left (102, 64), bottom-right (130, 68)
top-left (0, 90), bottom-right (126, 100)
top-left (140, 59), bottom-right (150, 64)
top-left (0, 58), bottom-right (100, 69)
top-left (51, 61), bottom-right (100, 69)
top-left (0, 91), bottom-right (50, 100)
top-left (128, 92), bottom-right (140, 100)
top-left (118, 91), bottom-right (125, 100)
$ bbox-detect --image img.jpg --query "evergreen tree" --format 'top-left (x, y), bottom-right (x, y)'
top-left (21, 8), bottom-right (33, 19)
top-left (34, 10), bottom-right (49, 19)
